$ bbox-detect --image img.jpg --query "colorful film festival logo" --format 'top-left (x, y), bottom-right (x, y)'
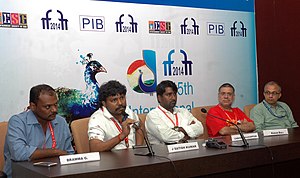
top-left (180, 17), bottom-right (199, 35)
top-left (115, 14), bottom-right (138, 33)
top-left (0, 12), bottom-right (28, 28)
top-left (127, 49), bottom-right (193, 94)
top-left (149, 20), bottom-right (171, 34)
top-left (230, 21), bottom-right (247, 37)
top-left (41, 9), bottom-right (68, 30)
top-left (163, 49), bottom-right (193, 76)
top-left (127, 50), bottom-right (157, 94)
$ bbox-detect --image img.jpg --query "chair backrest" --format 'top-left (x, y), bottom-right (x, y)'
top-left (191, 106), bottom-right (214, 139)
top-left (70, 118), bottom-right (90, 153)
top-left (0, 121), bottom-right (8, 171)
top-left (243, 104), bottom-right (256, 118)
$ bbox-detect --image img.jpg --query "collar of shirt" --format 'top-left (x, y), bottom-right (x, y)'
top-left (263, 100), bottom-right (279, 109)
top-left (158, 105), bottom-right (179, 115)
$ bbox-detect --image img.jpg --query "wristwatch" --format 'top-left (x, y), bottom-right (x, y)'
top-left (174, 126), bottom-right (180, 132)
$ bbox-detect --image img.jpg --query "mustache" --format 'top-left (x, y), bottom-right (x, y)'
top-left (170, 100), bottom-right (176, 104)
top-left (50, 112), bottom-right (57, 116)
top-left (116, 106), bottom-right (126, 111)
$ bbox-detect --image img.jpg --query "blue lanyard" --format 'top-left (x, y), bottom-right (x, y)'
top-left (263, 101), bottom-right (287, 119)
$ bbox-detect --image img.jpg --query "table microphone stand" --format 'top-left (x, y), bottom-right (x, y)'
top-left (201, 108), bottom-right (249, 147)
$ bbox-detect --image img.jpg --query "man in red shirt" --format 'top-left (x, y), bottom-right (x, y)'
top-left (206, 83), bottom-right (255, 137)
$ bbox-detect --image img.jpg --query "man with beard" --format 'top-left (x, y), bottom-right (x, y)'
top-left (145, 80), bottom-right (203, 145)
top-left (206, 83), bottom-right (255, 137)
top-left (3, 84), bottom-right (74, 178)
top-left (250, 81), bottom-right (298, 132)
top-left (88, 80), bottom-right (143, 151)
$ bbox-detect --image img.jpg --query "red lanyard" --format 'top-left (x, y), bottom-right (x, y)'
top-left (158, 106), bottom-right (178, 127)
top-left (218, 105), bottom-right (238, 125)
top-left (111, 118), bottom-right (129, 148)
top-left (44, 122), bottom-right (56, 149)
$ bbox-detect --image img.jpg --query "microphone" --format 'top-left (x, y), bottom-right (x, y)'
top-left (123, 112), bottom-right (155, 156)
top-left (122, 112), bottom-right (140, 130)
top-left (201, 108), bottom-right (249, 147)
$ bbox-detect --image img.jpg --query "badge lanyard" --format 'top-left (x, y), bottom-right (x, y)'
top-left (111, 118), bottom-right (129, 148)
top-left (158, 106), bottom-right (178, 127)
top-left (263, 101), bottom-right (287, 119)
top-left (44, 122), bottom-right (56, 149)
top-left (218, 105), bottom-right (238, 125)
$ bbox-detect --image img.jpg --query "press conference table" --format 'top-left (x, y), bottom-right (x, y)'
top-left (12, 128), bottom-right (300, 178)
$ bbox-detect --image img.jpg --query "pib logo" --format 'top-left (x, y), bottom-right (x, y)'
top-left (80, 15), bottom-right (105, 32)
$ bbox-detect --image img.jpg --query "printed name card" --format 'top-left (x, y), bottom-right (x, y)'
top-left (263, 129), bottom-right (288, 137)
top-left (167, 142), bottom-right (199, 153)
top-left (59, 152), bottom-right (100, 165)
top-left (231, 132), bottom-right (259, 142)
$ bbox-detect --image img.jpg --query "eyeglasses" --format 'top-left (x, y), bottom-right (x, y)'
top-left (218, 92), bottom-right (234, 97)
top-left (264, 91), bottom-right (280, 96)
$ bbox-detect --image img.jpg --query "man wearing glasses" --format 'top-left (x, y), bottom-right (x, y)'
top-left (206, 83), bottom-right (255, 137)
top-left (250, 81), bottom-right (298, 132)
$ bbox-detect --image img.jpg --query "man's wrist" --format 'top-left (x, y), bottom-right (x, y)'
top-left (178, 138), bottom-right (188, 143)
top-left (118, 133), bottom-right (125, 141)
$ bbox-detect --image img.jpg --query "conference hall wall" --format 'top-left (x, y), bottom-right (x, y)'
top-left (0, 0), bottom-right (257, 121)
top-left (255, 0), bottom-right (300, 123)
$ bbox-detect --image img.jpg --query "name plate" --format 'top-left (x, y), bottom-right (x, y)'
top-left (231, 132), bottom-right (259, 142)
top-left (263, 128), bottom-right (288, 136)
top-left (167, 142), bottom-right (199, 153)
top-left (59, 152), bottom-right (100, 165)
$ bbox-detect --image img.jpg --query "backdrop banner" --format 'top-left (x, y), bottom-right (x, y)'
top-left (0, 0), bottom-right (257, 121)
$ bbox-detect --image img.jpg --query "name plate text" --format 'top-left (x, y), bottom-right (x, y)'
top-left (263, 129), bottom-right (288, 136)
top-left (231, 132), bottom-right (259, 142)
top-left (59, 152), bottom-right (100, 165)
top-left (167, 142), bottom-right (199, 153)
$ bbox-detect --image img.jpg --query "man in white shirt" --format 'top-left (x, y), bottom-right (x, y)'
top-left (88, 80), bottom-right (144, 151)
top-left (146, 80), bottom-right (203, 144)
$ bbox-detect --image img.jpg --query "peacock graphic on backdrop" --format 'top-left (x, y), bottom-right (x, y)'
top-left (55, 53), bottom-right (107, 122)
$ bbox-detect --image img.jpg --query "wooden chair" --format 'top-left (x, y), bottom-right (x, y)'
top-left (0, 121), bottom-right (8, 176)
top-left (70, 118), bottom-right (90, 153)
top-left (243, 104), bottom-right (256, 118)
top-left (191, 106), bottom-right (214, 139)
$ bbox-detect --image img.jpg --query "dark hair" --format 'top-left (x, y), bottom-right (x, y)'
top-left (218, 83), bottom-right (235, 93)
top-left (156, 80), bottom-right (178, 96)
top-left (99, 80), bottom-right (127, 107)
top-left (29, 84), bottom-right (56, 104)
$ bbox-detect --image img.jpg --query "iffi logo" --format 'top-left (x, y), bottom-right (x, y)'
top-left (127, 50), bottom-right (157, 94)
top-left (163, 49), bottom-right (193, 76)
top-left (180, 17), bottom-right (199, 35)
top-left (41, 10), bottom-right (68, 30)
top-left (230, 21), bottom-right (247, 37)
top-left (115, 14), bottom-right (138, 33)
top-left (149, 21), bottom-right (171, 34)
top-left (0, 12), bottom-right (28, 28)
